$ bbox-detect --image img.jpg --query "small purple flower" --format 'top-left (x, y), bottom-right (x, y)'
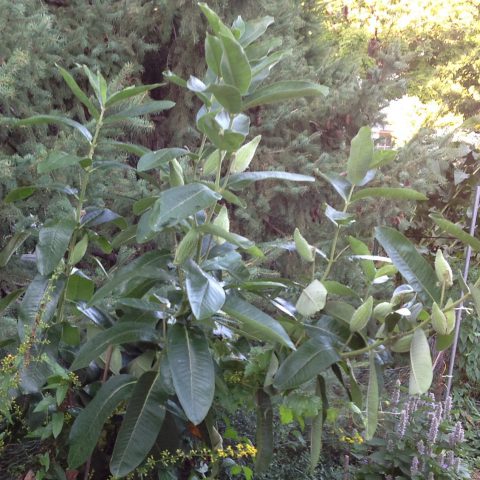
top-left (397, 409), bottom-right (409, 439)
top-left (449, 421), bottom-right (465, 446)
top-left (428, 416), bottom-right (439, 445)
top-left (446, 450), bottom-right (455, 468)
top-left (416, 439), bottom-right (425, 455)
top-left (438, 451), bottom-right (445, 468)
top-left (410, 456), bottom-right (419, 476)
top-left (392, 379), bottom-right (401, 407)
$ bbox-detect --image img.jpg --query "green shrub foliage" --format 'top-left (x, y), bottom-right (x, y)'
top-left (0, 4), bottom-right (478, 480)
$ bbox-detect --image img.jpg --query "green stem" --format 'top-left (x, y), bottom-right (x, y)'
top-left (321, 185), bottom-right (355, 281)
top-left (57, 107), bottom-right (105, 323)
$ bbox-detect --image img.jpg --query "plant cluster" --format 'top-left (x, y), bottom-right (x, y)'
top-left (1, 4), bottom-right (480, 480)
top-left (346, 385), bottom-right (470, 479)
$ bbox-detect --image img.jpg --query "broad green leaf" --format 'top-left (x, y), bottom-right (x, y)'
top-left (310, 377), bottom-right (324, 473)
top-left (222, 295), bottom-right (295, 349)
top-left (227, 171), bottom-right (314, 190)
top-left (370, 149), bottom-right (397, 168)
top-left (111, 225), bottom-right (137, 249)
top-left (81, 65), bottom-right (103, 106)
top-left (205, 33), bottom-right (223, 76)
top-left (52, 412), bottom-right (64, 439)
top-left (208, 84), bottom-right (242, 113)
top-left (318, 172), bottom-right (352, 202)
top-left (375, 227), bottom-right (440, 303)
top-left (36, 220), bottom-right (76, 276)
top-left (230, 135), bottom-right (261, 173)
top-left (365, 353), bottom-right (379, 440)
top-left (162, 70), bottom-right (187, 88)
top-left (409, 329), bottom-right (433, 395)
top-left (245, 37), bottom-right (283, 61)
top-left (98, 71), bottom-right (108, 105)
top-left (133, 197), bottom-right (157, 215)
top-left (110, 371), bottom-right (168, 477)
top-left (106, 140), bottom-right (150, 157)
top-left (106, 83), bottom-right (164, 107)
top-left (255, 390), bottom-right (273, 473)
top-left (322, 281), bottom-right (359, 298)
top-left (203, 149), bottom-right (221, 176)
top-left (81, 208), bottom-right (126, 229)
top-left (346, 127), bottom-right (373, 185)
top-left (469, 284), bottom-right (480, 318)
top-left (69, 234), bottom-right (88, 266)
top-left (0, 288), bottom-right (24, 317)
top-left (136, 210), bottom-right (156, 244)
top-left (197, 223), bottom-right (255, 250)
top-left (184, 260), bottom-right (225, 320)
top-left (239, 16), bottom-right (274, 47)
top-left (16, 115), bottom-right (92, 142)
top-left (68, 375), bottom-right (136, 468)
top-left (242, 81), bottom-right (328, 110)
top-left (66, 270), bottom-right (94, 302)
top-left (436, 332), bottom-right (454, 351)
top-left (138, 148), bottom-right (190, 172)
top-left (71, 322), bottom-right (159, 370)
top-left (197, 111), bottom-right (249, 152)
top-left (198, 3), bottom-right (235, 39)
top-left (167, 324), bottom-right (214, 425)
top-left (57, 65), bottom-right (100, 119)
top-left (104, 101), bottom-right (175, 124)
top-left (348, 236), bottom-right (376, 282)
top-left (351, 187), bottom-right (427, 202)
top-left (149, 184), bottom-right (221, 231)
top-left (4, 186), bottom-right (37, 203)
top-left (296, 280), bottom-right (328, 317)
top-left (19, 275), bottom-right (64, 326)
top-left (325, 204), bottom-right (355, 226)
top-left (220, 34), bottom-right (251, 94)
top-left (430, 213), bottom-right (480, 251)
top-left (37, 151), bottom-right (84, 174)
top-left (273, 337), bottom-right (340, 390)
top-left (62, 324), bottom-right (81, 346)
top-left (0, 231), bottom-right (30, 267)
top-left (250, 50), bottom-right (285, 83)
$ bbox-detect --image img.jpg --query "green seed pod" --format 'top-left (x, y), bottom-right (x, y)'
top-left (435, 249), bottom-right (453, 287)
top-left (169, 158), bottom-right (184, 187)
top-left (294, 228), bottom-right (314, 262)
top-left (350, 296), bottom-right (373, 332)
top-left (444, 298), bottom-right (455, 334)
top-left (391, 333), bottom-right (413, 353)
top-left (174, 228), bottom-right (199, 265)
top-left (213, 206), bottom-right (229, 244)
top-left (431, 302), bottom-right (448, 335)
top-left (373, 302), bottom-right (394, 323)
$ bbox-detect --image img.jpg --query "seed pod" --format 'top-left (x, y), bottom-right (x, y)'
top-left (373, 302), bottom-right (394, 323)
top-left (435, 249), bottom-right (453, 287)
top-left (350, 296), bottom-right (373, 332)
top-left (174, 228), bottom-right (199, 265)
top-left (294, 228), bottom-right (314, 262)
top-left (391, 333), bottom-right (413, 353)
top-left (444, 298), bottom-right (455, 334)
top-left (213, 206), bottom-right (229, 244)
top-left (169, 158), bottom-right (184, 187)
top-left (431, 302), bottom-right (448, 335)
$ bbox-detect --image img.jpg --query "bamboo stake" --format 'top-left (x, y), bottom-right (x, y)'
top-left (445, 185), bottom-right (480, 399)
